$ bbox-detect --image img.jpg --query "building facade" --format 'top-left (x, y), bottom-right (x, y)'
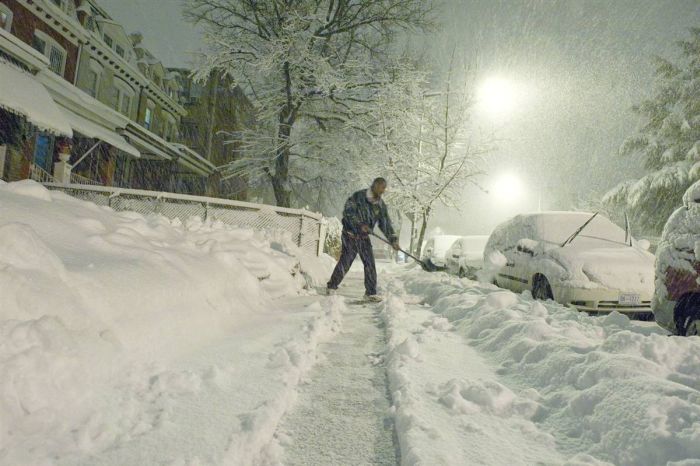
top-left (170, 68), bottom-right (256, 200)
top-left (0, 0), bottom-right (215, 193)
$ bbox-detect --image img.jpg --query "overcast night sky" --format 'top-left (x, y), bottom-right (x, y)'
top-left (100, 0), bottom-right (700, 236)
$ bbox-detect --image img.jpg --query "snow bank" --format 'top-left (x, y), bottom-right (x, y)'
top-left (0, 180), bottom-right (333, 465)
top-left (399, 270), bottom-right (700, 466)
top-left (379, 278), bottom-right (568, 465)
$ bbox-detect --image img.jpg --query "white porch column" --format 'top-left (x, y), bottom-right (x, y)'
top-left (53, 148), bottom-right (72, 184)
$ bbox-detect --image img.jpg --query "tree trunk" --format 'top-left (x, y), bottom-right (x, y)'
top-left (409, 211), bottom-right (417, 255)
top-left (416, 207), bottom-right (431, 258)
top-left (271, 61), bottom-right (295, 208)
top-left (271, 115), bottom-right (292, 207)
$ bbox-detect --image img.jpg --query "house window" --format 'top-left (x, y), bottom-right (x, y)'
top-left (32, 34), bottom-right (46, 54)
top-left (0, 3), bottom-right (13, 32)
top-left (85, 16), bottom-right (96, 32)
top-left (32, 31), bottom-right (66, 76)
top-left (86, 69), bottom-right (99, 98)
top-left (120, 94), bottom-right (132, 116)
top-left (115, 45), bottom-right (124, 58)
top-left (144, 102), bottom-right (155, 130)
top-left (114, 80), bottom-right (135, 117)
top-left (104, 34), bottom-right (113, 47)
top-left (162, 114), bottom-right (177, 142)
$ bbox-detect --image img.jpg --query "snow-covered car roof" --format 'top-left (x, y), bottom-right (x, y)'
top-left (451, 235), bottom-right (489, 253)
top-left (427, 235), bottom-right (461, 249)
top-left (683, 179), bottom-right (700, 206)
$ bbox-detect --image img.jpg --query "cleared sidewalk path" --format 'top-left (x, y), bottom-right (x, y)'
top-left (278, 274), bottom-right (399, 465)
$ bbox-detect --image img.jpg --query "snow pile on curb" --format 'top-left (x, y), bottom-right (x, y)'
top-left (0, 180), bottom-right (333, 464)
top-left (223, 296), bottom-right (345, 465)
top-left (379, 278), bottom-right (568, 465)
top-left (400, 271), bottom-right (700, 466)
top-left (379, 291), bottom-right (425, 465)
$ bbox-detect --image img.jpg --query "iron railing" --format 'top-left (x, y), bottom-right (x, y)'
top-left (29, 164), bottom-right (55, 183)
top-left (69, 172), bottom-right (103, 186)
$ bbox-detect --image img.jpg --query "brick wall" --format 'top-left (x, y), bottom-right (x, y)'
top-left (4, 0), bottom-right (79, 82)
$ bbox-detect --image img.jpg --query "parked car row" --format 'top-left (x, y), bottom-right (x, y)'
top-left (419, 180), bottom-right (700, 336)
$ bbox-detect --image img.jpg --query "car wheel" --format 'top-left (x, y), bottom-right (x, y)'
top-left (685, 318), bottom-right (700, 336)
top-left (532, 275), bottom-right (553, 301)
top-left (675, 294), bottom-right (700, 336)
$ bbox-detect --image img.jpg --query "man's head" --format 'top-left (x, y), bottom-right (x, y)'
top-left (371, 177), bottom-right (387, 198)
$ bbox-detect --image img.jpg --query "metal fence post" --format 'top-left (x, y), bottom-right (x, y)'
top-left (298, 215), bottom-right (305, 247)
top-left (317, 219), bottom-right (328, 257)
top-left (108, 191), bottom-right (120, 208)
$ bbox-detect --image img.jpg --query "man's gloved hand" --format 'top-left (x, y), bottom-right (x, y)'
top-left (391, 241), bottom-right (400, 251)
top-left (359, 224), bottom-right (370, 235)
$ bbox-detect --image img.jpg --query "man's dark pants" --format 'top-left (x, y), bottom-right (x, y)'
top-left (327, 231), bottom-right (377, 295)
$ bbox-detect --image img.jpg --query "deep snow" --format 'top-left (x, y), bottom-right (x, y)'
top-left (3, 180), bottom-right (700, 466)
top-left (382, 268), bottom-right (700, 465)
top-left (0, 180), bottom-right (336, 465)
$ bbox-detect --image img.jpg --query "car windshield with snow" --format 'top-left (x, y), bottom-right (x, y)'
top-left (421, 235), bottom-right (461, 270)
top-left (484, 211), bottom-right (655, 315)
top-left (445, 235), bottom-right (489, 278)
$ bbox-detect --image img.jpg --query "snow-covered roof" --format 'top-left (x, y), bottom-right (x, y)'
top-left (169, 143), bottom-right (216, 171)
top-left (61, 108), bottom-right (140, 158)
top-left (0, 59), bottom-right (72, 137)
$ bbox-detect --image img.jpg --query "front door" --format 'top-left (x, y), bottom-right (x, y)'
top-left (33, 134), bottom-right (54, 172)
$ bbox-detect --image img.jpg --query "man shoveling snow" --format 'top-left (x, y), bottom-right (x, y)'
top-left (326, 178), bottom-right (399, 301)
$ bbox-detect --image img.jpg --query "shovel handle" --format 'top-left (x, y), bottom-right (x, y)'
top-left (368, 231), bottom-right (423, 264)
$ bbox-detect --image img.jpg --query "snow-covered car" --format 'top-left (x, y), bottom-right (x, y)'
top-left (484, 212), bottom-right (655, 315)
top-left (653, 181), bottom-right (700, 335)
top-left (421, 235), bottom-right (460, 270)
top-left (445, 235), bottom-right (489, 278)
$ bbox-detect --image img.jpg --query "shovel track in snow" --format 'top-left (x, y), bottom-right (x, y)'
top-left (278, 279), bottom-right (400, 465)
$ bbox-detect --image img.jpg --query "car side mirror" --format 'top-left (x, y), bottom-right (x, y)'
top-left (637, 239), bottom-right (651, 251)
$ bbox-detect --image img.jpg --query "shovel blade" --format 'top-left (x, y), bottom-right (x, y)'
top-left (419, 261), bottom-right (439, 272)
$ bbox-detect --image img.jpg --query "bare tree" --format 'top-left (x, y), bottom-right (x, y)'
top-left (185, 0), bottom-right (434, 207)
top-left (372, 56), bottom-right (493, 256)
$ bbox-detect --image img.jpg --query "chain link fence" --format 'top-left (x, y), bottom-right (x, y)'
top-left (43, 183), bottom-right (327, 256)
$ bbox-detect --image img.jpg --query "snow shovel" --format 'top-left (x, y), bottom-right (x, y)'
top-left (368, 231), bottom-right (438, 272)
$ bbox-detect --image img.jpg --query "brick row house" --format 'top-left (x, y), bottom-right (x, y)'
top-left (169, 68), bottom-right (255, 200)
top-left (0, 0), bottom-right (232, 194)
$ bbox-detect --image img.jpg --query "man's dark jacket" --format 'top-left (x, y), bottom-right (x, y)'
top-left (342, 189), bottom-right (397, 241)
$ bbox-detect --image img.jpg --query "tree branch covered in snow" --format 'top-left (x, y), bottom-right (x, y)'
top-left (185, 0), bottom-right (435, 208)
top-left (603, 27), bottom-right (700, 235)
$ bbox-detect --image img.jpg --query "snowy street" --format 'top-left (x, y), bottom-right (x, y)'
top-left (2, 0), bottom-right (700, 464)
top-left (3, 181), bottom-right (700, 466)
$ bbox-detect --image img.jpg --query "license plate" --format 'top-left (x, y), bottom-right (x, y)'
top-left (619, 293), bottom-right (640, 306)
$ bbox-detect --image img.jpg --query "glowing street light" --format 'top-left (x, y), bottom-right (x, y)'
top-left (476, 77), bottom-right (519, 117)
top-left (492, 173), bottom-right (523, 204)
